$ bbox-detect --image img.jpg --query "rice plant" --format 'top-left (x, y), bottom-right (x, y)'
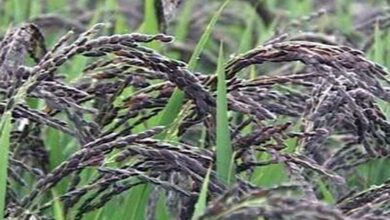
top-left (1, 0), bottom-right (390, 219)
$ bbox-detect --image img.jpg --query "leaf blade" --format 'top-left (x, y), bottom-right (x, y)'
top-left (216, 43), bottom-right (235, 185)
top-left (0, 111), bottom-right (12, 219)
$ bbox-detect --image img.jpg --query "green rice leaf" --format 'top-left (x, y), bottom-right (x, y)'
top-left (192, 166), bottom-right (212, 220)
top-left (157, 0), bottom-right (231, 133)
top-left (216, 43), bottom-right (234, 185)
top-left (318, 180), bottom-right (335, 204)
top-left (0, 111), bottom-right (12, 219)
top-left (52, 190), bottom-right (65, 220)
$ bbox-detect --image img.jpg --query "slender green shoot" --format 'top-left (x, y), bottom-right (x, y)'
top-left (52, 190), bottom-right (65, 220)
top-left (216, 43), bottom-right (235, 185)
top-left (0, 111), bottom-right (12, 220)
top-left (138, 0), bottom-right (160, 50)
top-left (318, 180), bottom-right (335, 204)
top-left (156, 0), bottom-right (231, 132)
top-left (192, 166), bottom-right (213, 220)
